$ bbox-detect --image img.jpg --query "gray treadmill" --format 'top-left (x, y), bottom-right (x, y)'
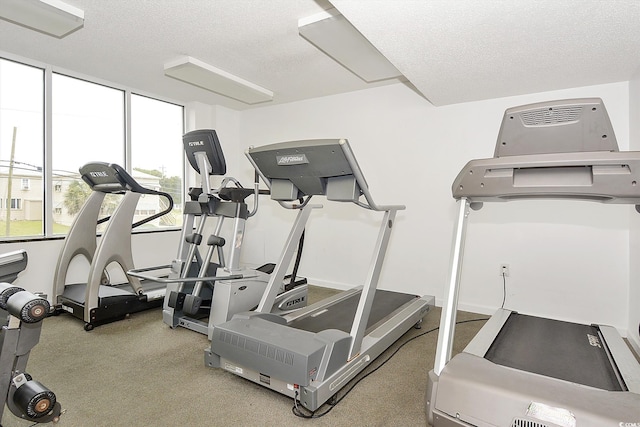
top-left (206, 138), bottom-right (434, 411)
top-left (427, 98), bottom-right (640, 426)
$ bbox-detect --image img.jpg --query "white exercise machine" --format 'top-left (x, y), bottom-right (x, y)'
top-left (427, 98), bottom-right (640, 426)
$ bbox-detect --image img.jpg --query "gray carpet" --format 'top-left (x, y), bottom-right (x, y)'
top-left (1, 287), bottom-right (487, 427)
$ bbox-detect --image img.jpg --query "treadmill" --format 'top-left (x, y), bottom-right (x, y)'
top-left (427, 98), bottom-right (640, 426)
top-left (54, 163), bottom-right (173, 330)
top-left (206, 138), bottom-right (434, 411)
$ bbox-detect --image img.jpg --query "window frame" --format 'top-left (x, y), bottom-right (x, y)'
top-left (0, 51), bottom-right (186, 241)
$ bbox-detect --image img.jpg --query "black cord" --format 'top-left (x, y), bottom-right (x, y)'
top-left (291, 317), bottom-right (489, 418)
top-left (501, 271), bottom-right (507, 309)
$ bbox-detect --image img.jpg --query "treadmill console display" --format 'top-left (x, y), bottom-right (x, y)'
top-left (452, 97), bottom-right (640, 205)
top-left (183, 129), bottom-right (226, 176)
top-left (494, 98), bottom-right (617, 157)
top-left (247, 139), bottom-right (377, 205)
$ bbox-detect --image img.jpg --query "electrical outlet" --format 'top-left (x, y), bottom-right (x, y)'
top-left (500, 264), bottom-right (510, 277)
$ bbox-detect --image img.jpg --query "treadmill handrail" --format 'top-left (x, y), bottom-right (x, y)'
top-left (340, 139), bottom-right (406, 212)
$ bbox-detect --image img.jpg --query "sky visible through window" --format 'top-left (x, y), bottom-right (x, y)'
top-left (0, 59), bottom-right (43, 175)
top-left (1, 59), bottom-right (183, 180)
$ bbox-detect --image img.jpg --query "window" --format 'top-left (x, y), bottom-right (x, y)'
top-left (0, 56), bottom-right (185, 240)
top-left (0, 58), bottom-right (44, 238)
top-left (9, 198), bottom-right (21, 209)
top-left (52, 74), bottom-right (125, 235)
top-left (131, 94), bottom-right (184, 228)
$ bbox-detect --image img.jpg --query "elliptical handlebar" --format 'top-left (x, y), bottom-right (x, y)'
top-left (109, 164), bottom-right (174, 228)
top-left (79, 162), bottom-right (128, 193)
top-left (79, 162), bottom-right (174, 229)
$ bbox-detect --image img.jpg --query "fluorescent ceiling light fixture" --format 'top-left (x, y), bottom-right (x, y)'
top-left (299, 8), bottom-right (401, 83)
top-left (164, 56), bottom-right (274, 105)
top-left (0, 0), bottom-right (84, 38)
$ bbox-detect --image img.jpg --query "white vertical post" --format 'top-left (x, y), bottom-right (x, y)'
top-left (433, 198), bottom-right (471, 375)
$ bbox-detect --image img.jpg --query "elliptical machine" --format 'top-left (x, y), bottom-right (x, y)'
top-left (129, 129), bottom-right (308, 336)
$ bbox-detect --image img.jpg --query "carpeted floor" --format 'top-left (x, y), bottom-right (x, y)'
top-left (0, 287), bottom-right (487, 427)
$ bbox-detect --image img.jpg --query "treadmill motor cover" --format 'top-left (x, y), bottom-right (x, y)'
top-left (212, 312), bottom-right (351, 387)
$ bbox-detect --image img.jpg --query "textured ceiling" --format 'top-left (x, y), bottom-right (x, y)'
top-left (332, 0), bottom-right (640, 106)
top-left (0, 0), bottom-right (639, 110)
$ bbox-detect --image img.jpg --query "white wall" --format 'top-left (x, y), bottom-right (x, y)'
top-left (629, 72), bottom-right (640, 352)
top-left (185, 101), bottom-right (242, 183)
top-left (0, 80), bottom-right (633, 336)
top-left (237, 81), bottom-right (633, 333)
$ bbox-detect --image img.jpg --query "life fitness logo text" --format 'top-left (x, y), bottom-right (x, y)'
top-left (277, 154), bottom-right (308, 166)
top-left (188, 140), bottom-right (204, 147)
top-left (620, 423), bottom-right (640, 426)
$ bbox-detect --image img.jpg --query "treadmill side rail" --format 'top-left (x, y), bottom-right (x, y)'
top-left (598, 324), bottom-right (640, 393)
top-left (463, 308), bottom-right (512, 357)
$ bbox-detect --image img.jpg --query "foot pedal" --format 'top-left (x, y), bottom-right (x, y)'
top-left (284, 275), bottom-right (308, 292)
top-left (168, 291), bottom-right (186, 310)
top-left (256, 263), bottom-right (275, 274)
top-left (183, 294), bottom-right (203, 316)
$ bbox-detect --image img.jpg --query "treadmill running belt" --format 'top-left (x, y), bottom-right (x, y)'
top-left (485, 313), bottom-right (624, 391)
top-left (290, 289), bottom-right (418, 334)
